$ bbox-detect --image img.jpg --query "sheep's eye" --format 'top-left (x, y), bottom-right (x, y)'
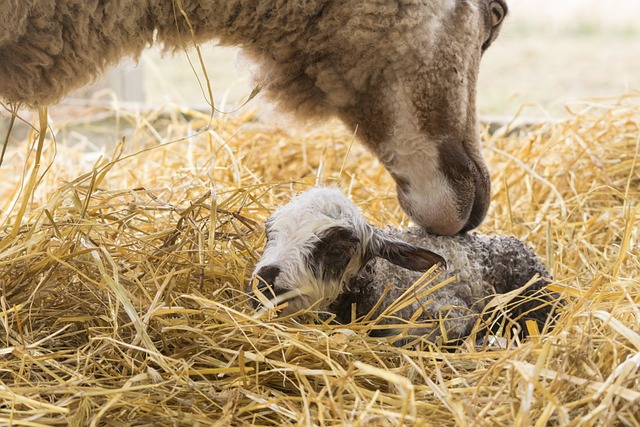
top-left (311, 226), bottom-right (360, 280)
top-left (489, 2), bottom-right (505, 27)
top-left (325, 246), bottom-right (344, 259)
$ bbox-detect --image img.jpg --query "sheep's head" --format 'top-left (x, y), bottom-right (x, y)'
top-left (248, 188), bottom-right (445, 316)
top-left (328, 0), bottom-right (508, 235)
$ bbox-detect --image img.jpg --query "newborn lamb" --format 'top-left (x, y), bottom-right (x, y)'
top-left (248, 187), bottom-right (561, 344)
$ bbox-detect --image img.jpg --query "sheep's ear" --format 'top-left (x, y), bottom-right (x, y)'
top-left (370, 229), bottom-right (446, 272)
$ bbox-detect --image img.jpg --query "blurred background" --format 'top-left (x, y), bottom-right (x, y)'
top-left (478, 0), bottom-right (640, 118)
top-left (75, 0), bottom-right (640, 120)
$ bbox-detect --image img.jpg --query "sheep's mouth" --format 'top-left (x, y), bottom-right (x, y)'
top-left (249, 282), bottom-right (313, 317)
top-left (248, 277), bottom-right (343, 317)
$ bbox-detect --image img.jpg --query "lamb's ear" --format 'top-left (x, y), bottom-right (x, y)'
top-left (370, 229), bottom-right (446, 272)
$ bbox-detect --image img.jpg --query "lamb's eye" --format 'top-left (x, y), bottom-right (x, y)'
top-left (325, 246), bottom-right (344, 259)
top-left (489, 2), bottom-right (505, 27)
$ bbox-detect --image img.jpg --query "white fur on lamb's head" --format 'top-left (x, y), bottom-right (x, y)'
top-left (249, 187), bottom-right (445, 316)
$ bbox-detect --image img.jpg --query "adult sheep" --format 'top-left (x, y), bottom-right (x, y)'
top-left (0, 0), bottom-right (508, 235)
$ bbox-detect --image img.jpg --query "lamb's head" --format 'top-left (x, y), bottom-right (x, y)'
top-left (248, 188), bottom-right (445, 316)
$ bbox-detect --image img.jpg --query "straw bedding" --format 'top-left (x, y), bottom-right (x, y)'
top-left (0, 95), bottom-right (639, 426)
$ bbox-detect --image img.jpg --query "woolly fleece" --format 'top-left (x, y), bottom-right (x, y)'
top-left (329, 228), bottom-right (559, 343)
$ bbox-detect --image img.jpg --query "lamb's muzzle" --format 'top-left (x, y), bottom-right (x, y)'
top-left (250, 187), bottom-right (562, 344)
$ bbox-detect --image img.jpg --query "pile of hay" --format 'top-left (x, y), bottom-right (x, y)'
top-left (1, 95), bottom-right (639, 426)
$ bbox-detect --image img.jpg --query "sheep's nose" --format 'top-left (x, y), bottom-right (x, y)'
top-left (254, 265), bottom-right (281, 286)
top-left (248, 265), bottom-right (281, 308)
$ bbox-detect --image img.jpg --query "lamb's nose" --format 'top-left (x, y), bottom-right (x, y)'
top-left (248, 265), bottom-right (281, 308)
top-left (254, 265), bottom-right (281, 287)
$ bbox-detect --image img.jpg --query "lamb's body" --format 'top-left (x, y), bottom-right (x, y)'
top-left (0, 0), bottom-right (509, 235)
top-left (250, 188), bottom-right (560, 345)
top-left (330, 229), bottom-right (554, 342)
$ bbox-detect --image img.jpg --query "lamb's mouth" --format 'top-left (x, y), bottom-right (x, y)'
top-left (250, 286), bottom-right (312, 317)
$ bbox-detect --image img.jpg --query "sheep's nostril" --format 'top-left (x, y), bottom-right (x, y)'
top-left (248, 265), bottom-right (282, 309)
top-left (254, 265), bottom-right (281, 286)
